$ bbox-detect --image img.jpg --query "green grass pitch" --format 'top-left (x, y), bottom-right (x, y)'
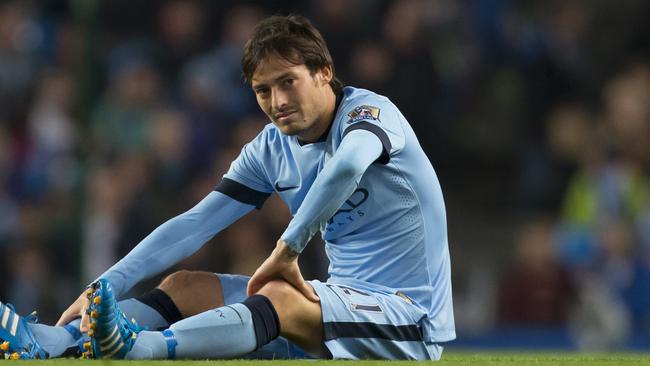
top-left (6, 353), bottom-right (649, 365)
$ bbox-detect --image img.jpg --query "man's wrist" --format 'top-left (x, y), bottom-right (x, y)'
top-left (276, 239), bottom-right (300, 259)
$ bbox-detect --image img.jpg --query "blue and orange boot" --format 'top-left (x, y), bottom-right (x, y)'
top-left (84, 279), bottom-right (142, 359)
top-left (0, 302), bottom-right (48, 359)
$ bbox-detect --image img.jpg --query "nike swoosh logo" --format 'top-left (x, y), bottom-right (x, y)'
top-left (275, 182), bottom-right (299, 192)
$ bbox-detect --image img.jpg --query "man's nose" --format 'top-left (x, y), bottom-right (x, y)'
top-left (271, 88), bottom-right (288, 110)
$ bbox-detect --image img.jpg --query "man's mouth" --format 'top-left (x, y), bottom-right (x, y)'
top-left (275, 110), bottom-right (297, 122)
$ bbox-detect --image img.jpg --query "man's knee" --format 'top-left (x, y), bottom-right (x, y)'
top-left (158, 270), bottom-right (196, 292)
top-left (254, 280), bottom-right (321, 323)
top-left (159, 270), bottom-right (220, 292)
top-left (157, 270), bottom-right (224, 317)
top-left (255, 280), bottom-right (296, 307)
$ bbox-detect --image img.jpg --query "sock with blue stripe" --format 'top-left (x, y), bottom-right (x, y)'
top-left (27, 318), bottom-right (82, 357)
top-left (25, 293), bottom-right (177, 359)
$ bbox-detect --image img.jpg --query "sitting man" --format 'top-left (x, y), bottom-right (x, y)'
top-left (0, 14), bottom-right (455, 360)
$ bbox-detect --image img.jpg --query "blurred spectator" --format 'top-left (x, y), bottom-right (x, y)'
top-left (515, 102), bottom-right (594, 212)
top-left (82, 163), bottom-right (129, 282)
top-left (6, 244), bottom-right (49, 314)
top-left (570, 273), bottom-right (631, 350)
top-left (348, 41), bottom-right (394, 95)
top-left (177, 5), bottom-right (263, 177)
top-left (0, 126), bottom-right (18, 245)
top-left (308, 0), bottom-right (372, 80)
top-left (380, 0), bottom-right (437, 134)
top-left (90, 41), bottom-right (162, 159)
top-left (156, 0), bottom-right (209, 84)
top-left (602, 62), bottom-right (650, 166)
top-left (0, 186), bottom-right (19, 245)
top-left (180, 5), bottom-right (261, 122)
top-left (557, 63), bottom-right (650, 270)
top-left (148, 108), bottom-right (191, 195)
top-left (0, 1), bottom-right (41, 120)
top-left (16, 68), bottom-right (79, 202)
top-left (596, 219), bottom-right (650, 333)
top-left (558, 157), bottom-right (649, 264)
top-left (28, 69), bottom-right (76, 157)
top-left (498, 217), bottom-right (575, 326)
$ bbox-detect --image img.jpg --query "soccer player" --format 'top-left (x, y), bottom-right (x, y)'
top-left (0, 15), bottom-right (455, 360)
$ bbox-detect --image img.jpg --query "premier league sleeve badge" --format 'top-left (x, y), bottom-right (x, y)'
top-left (347, 105), bottom-right (381, 124)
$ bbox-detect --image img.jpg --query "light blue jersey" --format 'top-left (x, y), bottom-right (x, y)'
top-left (224, 86), bottom-right (455, 343)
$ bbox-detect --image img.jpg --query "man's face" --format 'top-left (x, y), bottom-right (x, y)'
top-left (251, 55), bottom-right (333, 140)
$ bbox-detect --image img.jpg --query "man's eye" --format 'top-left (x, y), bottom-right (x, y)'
top-left (256, 88), bottom-right (269, 95)
top-left (284, 78), bottom-right (294, 86)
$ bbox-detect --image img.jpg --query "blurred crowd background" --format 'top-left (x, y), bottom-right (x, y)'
top-left (1, 0), bottom-right (649, 351)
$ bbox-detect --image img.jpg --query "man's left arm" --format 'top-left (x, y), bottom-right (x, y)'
top-left (247, 129), bottom-right (384, 299)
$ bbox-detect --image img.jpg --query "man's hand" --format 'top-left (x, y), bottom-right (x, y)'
top-left (247, 239), bottom-right (319, 302)
top-left (55, 287), bottom-right (93, 332)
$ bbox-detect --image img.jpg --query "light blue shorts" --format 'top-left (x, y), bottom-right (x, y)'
top-left (216, 274), bottom-right (442, 360)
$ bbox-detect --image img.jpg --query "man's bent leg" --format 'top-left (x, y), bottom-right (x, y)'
top-left (134, 280), bottom-right (320, 359)
top-left (112, 296), bottom-right (268, 359)
top-left (216, 274), bottom-right (313, 360)
top-left (129, 282), bottom-right (288, 359)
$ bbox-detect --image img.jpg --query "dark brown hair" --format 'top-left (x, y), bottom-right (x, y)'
top-left (241, 14), bottom-right (344, 94)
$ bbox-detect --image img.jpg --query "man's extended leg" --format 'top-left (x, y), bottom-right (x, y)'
top-left (153, 279), bottom-right (324, 359)
top-left (0, 270), bottom-right (223, 359)
top-left (87, 277), bottom-right (325, 359)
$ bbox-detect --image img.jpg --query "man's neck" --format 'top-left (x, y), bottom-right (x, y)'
top-left (297, 89), bottom-right (338, 144)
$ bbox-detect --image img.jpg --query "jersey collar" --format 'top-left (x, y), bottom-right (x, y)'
top-left (297, 90), bottom-right (344, 146)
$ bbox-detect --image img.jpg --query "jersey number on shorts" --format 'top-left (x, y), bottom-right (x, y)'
top-left (328, 285), bottom-right (384, 314)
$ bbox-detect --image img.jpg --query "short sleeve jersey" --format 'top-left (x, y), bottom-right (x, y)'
top-left (223, 87), bottom-right (455, 342)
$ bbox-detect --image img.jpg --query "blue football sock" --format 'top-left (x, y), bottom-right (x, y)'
top-left (26, 296), bottom-right (168, 359)
top-left (119, 298), bottom-right (169, 331)
top-left (124, 330), bottom-right (167, 359)
top-left (125, 303), bottom-right (257, 359)
top-left (27, 318), bottom-right (81, 357)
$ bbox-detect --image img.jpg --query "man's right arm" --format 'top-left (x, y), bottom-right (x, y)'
top-left (57, 129), bottom-right (274, 327)
top-left (56, 185), bottom-right (266, 327)
top-left (100, 187), bottom-right (262, 298)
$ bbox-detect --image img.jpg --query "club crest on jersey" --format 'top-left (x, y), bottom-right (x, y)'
top-left (347, 105), bottom-right (380, 124)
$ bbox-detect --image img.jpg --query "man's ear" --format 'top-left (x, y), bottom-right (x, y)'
top-left (319, 65), bottom-right (333, 85)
